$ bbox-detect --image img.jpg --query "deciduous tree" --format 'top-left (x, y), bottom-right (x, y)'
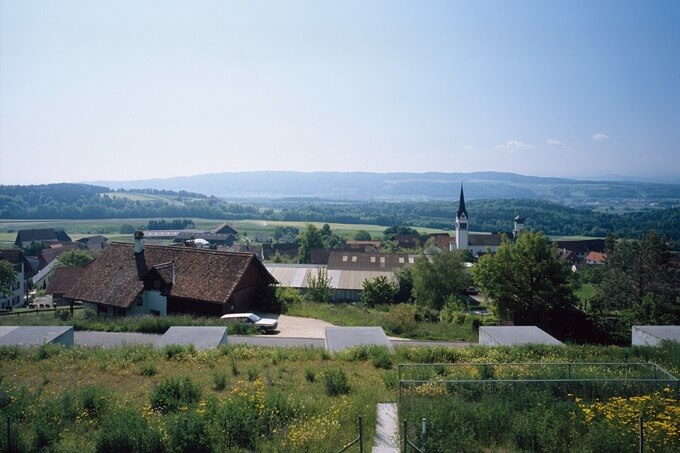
top-left (472, 231), bottom-right (577, 324)
top-left (411, 250), bottom-right (470, 310)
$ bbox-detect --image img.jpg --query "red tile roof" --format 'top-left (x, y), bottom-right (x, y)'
top-left (46, 267), bottom-right (84, 295)
top-left (65, 243), bottom-right (276, 308)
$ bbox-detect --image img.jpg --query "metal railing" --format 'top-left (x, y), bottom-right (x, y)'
top-left (336, 416), bottom-right (364, 453)
top-left (398, 362), bottom-right (680, 404)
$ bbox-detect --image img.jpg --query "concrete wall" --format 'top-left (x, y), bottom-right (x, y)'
top-left (478, 328), bottom-right (500, 346)
top-left (632, 326), bottom-right (680, 346)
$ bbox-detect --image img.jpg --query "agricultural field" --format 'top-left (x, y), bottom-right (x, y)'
top-left (0, 342), bottom-right (677, 452)
top-left (0, 217), bottom-right (449, 248)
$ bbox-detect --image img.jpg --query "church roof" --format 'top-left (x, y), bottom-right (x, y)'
top-left (457, 185), bottom-right (468, 218)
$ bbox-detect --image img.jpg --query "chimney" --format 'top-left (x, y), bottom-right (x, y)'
top-left (134, 230), bottom-right (144, 254)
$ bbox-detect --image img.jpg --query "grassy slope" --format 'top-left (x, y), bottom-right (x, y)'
top-left (0, 342), bottom-right (677, 451)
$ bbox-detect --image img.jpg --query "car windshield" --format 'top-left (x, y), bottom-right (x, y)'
top-left (248, 314), bottom-right (262, 322)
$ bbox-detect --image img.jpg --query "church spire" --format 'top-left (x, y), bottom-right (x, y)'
top-left (457, 184), bottom-right (468, 219)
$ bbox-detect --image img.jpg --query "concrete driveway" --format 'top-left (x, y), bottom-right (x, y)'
top-left (271, 314), bottom-right (334, 339)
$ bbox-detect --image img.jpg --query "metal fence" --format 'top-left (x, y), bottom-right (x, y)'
top-left (398, 362), bottom-right (679, 404)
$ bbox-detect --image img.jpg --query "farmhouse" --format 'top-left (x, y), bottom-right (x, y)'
top-left (0, 249), bottom-right (34, 309)
top-left (65, 232), bottom-right (277, 317)
top-left (14, 228), bottom-right (71, 247)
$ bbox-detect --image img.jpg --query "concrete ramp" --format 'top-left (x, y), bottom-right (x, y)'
top-left (0, 326), bottom-right (74, 347)
top-left (325, 326), bottom-right (392, 352)
top-left (157, 326), bottom-right (228, 349)
top-left (373, 403), bottom-right (399, 453)
top-left (479, 326), bottom-right (563, 346)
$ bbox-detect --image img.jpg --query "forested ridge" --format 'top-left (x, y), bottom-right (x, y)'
top-left (1, 183), bottom-right (679, 241)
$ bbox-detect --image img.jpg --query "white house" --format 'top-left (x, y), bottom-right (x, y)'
top-left (0, 250), bottom-right (33, 309)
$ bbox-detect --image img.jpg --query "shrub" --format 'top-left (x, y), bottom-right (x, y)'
top-left (211, 371), bottom-right (228, 391)
top-left (324, 368), bottom-right (350, 396)
top-left (275, 287), bottom-right (303, 313)
top-left (96, 407), bottom-right (164, 452)
top-left (385, 304), bottom-right (418, 335)
top-left (150, 376), bottom-right (202, 413)
top-left (139, 362), bottom-right (157, 377)
top-left (247, 367), bottom-right (259, 382)
top-left (305, 368), bottom-right (316, 383)
top-left (33, 344), bottom-right (64, 361)
top-left (215, 396), bottom-right (261, 449)
top-left (167, 412), bottom-right (212, 453)
top-left (370, 347), bottom-right (393, 370)
top-left (360, 276), bottom-right (397, 308)
top-left (162, 344), bottom-right (196, 361)
top-left (79, 386), bottom-right (109, 419)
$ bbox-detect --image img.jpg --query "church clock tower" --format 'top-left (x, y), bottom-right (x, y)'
top-left (455, 184), bottom-right (469, 250)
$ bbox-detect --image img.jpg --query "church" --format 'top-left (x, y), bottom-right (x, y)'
top-left (450, 184), bottom-right (524, 257)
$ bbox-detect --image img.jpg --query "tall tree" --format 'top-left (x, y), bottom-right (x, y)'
top-left (56, 250), bottom-right (94, 268)
top-left (472, 231), bottom-right (577, 324)
top-left (589, 231), bottom-right (679, 325)
top-left (0, 261), bottom-right (18, 298)
top-left (298, 224), bottom-right (324, 263)
top-left (411, 250), bottom-right (470, 310)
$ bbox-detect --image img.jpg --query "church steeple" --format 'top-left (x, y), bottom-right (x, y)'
top-left (455, 183), bottom-right (469, 250)
top-left (457, 184), bottom-right (468, 219)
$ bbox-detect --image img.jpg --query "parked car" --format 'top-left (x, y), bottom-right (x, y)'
top-left (220, 313), bottom-right (278, 333)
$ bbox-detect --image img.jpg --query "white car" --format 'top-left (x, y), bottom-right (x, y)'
top-left (220, 313), bottom-right (278, 333)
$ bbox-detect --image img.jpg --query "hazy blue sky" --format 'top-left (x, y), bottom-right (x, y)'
top-left (1, 1), bottom-right (679, 184)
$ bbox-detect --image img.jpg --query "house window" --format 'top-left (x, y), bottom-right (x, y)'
top-left (153, 279), bottom-right (160, 290)
top-left (150, 309), bottom-right (160, 317)
top-left (351, 256), bottom-right (357, 262)
top-left (136, 296), bottom-right (143, 307)
top-left (398, 258), bottom-right (405, 264)
top-left (342, 256), bottom-right (348, 262)
top-left (380, 257), bottom-right (386, 263)
top-left (370, 257), bottom-right (376, 263)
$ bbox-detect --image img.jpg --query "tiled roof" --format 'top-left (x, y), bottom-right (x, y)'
top-left (38, 243), bottom-right (83, 268)
top-left (585, 251), bottom-right (607, 263)
top-left (65, 243), bottom-right (276, 308)
top-left (46, 267), bottom-right (84, 295)
top-left (15, 228), bottom-right (71, 244)
top-left (468, 233), bottom-right (504, 247)
top-left (327, 251), bottom-right (419, 271)
top-left (0, 249), bottom-right (35, 277)
top-left (555, 239), bottom-right (606, 256)
top-left (211, 222), bottom-right (238, 235)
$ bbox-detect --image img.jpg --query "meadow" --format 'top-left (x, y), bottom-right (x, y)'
top-left (0, 217), bottom-right (448, 248)
top-left (0, 342), bottom-right (677, 452)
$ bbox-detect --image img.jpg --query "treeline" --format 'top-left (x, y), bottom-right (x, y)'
top-left (2, 184), bottom-right (680, 242)
top-left (115, 188), bottom-right (208, 199)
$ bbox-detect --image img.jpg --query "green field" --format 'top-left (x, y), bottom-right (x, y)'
top-left (0, 218), bottom-right (450, 247)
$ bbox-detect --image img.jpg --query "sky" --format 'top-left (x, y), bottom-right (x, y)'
top-left (1, 0), bottom-right (679, 185)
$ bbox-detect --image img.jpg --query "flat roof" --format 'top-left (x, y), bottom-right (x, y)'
top-left (325, 326), bottom-right (392, 352)
top-left (0, 326), bottom-right (74, 347)
top-left (156, 326), bottom-right (228, 349)
top-left (479, 326), bottom-right (563, 346)
top-left (633, 325), bottom-right (680, 342)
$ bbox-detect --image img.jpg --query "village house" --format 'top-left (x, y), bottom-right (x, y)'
top-left (76, 235), bottom-right (109, 252)
top-left (65, 232), bottom-right (277, 317)
top-left (0, 249), bottom-right (34, 309)
top-left (585, 251), bottom-right (607, 265)
top-left (46, 267), bottom-right (84, 306)
top-left (14, 228), bottom-right (72, 248)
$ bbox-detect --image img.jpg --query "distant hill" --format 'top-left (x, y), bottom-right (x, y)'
top-left (92, 171), bottom-right (680, 204)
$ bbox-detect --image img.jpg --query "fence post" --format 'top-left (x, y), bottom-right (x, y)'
top-left (403, 419), bottom-right (408, 453)
top-left (359, 416), bottom-right (363, 453)
top-left (568, 363), bottom-right (572, 380)
top-left (421, 417), bottom-right (427, 452)
top-left (6, 415), bottom-right (10, 452)
top-left (638, 414), bottom-right (644, 453)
